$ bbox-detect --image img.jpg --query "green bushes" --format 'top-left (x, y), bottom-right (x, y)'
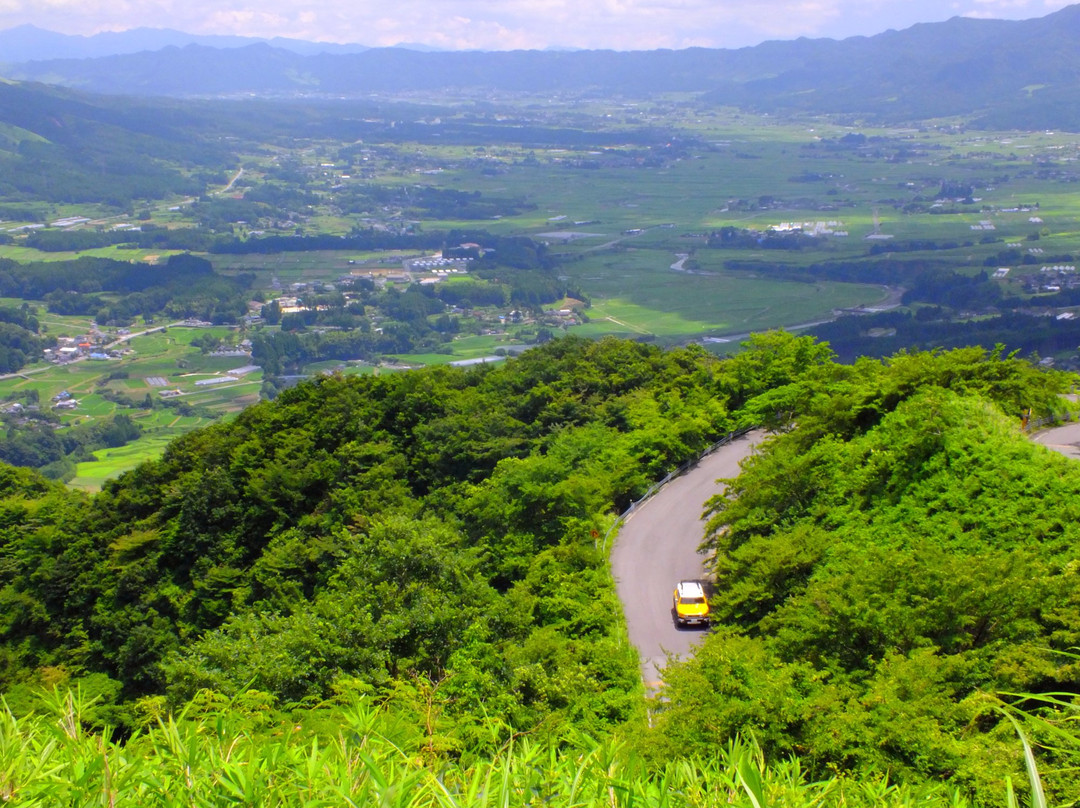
top-left (0, 688), bottom-right (987, 807)
top-left (652, 353), bottom-right (1080, 800)
top-left (0, 332), bottom-right (1076, 800)
top-left (0, 337), bottom-right (736, 740)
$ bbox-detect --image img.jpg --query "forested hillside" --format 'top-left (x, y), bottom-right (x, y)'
top-left (0, 337), bottom-right (739, 737)
top-left (656, 346), bottom-right (1080, 800)
top-left (13, 5), bottom-right (1080, 127)
top-left (0, 81), bottom-right (227, 206)
top-left (0, 334), bottom-right (1076, 803)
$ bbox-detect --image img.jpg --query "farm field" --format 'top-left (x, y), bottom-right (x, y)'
top-left (562, 249), bottom-right (886, 341)
top-left (69, 428), bottom-right (195, 491)
top-left (0, 325), bottom-right (259, 488)
top-left (0, 244), bottom-right (179, 264)
top-left (6, 106), bottom-right (1080, 486)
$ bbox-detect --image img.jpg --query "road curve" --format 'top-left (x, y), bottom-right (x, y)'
top-left (613, 421), bottom-right (1080, 690)
top-left (610, 432), bottom-right (760, 689)
top-left (1032, 421), bottom-right (1080, 461)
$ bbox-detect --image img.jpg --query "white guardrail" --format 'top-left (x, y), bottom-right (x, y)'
top-left (598, 427), bottom-right (753, 553)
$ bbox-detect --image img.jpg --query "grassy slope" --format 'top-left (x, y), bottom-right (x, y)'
top-left (0, 689), bottom-right (998, 808)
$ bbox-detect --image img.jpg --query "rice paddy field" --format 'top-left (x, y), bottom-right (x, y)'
top-left (0, 325), bottom-right (259, 489)
top-left (5, 109), bottom-right (1080, 485)
top-left (564, 251), bottom-right (885, 341)
top-left (69, 429), bottom-right (193, 491)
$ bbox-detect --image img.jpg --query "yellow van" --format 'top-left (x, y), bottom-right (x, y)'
top-left (673, 580), bottom-right (710, 627)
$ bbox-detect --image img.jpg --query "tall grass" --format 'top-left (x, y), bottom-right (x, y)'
top-left (996, 684), bottom-right (1080, 808)
top-left (0, 689), bottom-right (978, 807)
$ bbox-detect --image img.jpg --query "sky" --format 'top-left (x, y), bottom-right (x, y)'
top-left (0, 0), bottom-right (1073, 51)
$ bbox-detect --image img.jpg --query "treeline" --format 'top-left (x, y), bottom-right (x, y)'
top-left (727, 250), bottom-right (1080, 316)
top-left (0, 253), bottom-right (251, 325)
top-left (0, 334), bottom-right (1073, 802)
top-left (808, 309), bottom-right (1080, 362)
top-left (0, 410), bottom-right (142, 481)
top-left (725, 257), bottom-right (1011, 310)
top-left (323, 119), bottom-right (674, 149)
top-left (726, 256), bottom-right (950, 286)
top-left (252, 326), bottom-right (410, 375)
top-left (707, 226), bottom-right (819, 251)
top-left (334, 184), bottom-right (536, 221)
top-left (23, 225), bottom-right (445, 254)
top-left (0, 253), bottom-right (213, 298)
top-left (21, 226), bottom-right (554, 266)
top-left (0, 305), bottom-right (48, 373)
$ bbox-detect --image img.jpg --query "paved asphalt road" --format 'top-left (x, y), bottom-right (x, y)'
top-left (612, 421), bottom-right (1079, 690)
top-left (1032, 421), bottom-right (1080, 460)
top-left (610, 432), bottom-right (760, 689)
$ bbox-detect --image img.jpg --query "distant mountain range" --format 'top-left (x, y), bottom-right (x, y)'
top-left (0, 24), bottom-right (372, 62)
top-left (6, 6), bottom-right (1080, 128)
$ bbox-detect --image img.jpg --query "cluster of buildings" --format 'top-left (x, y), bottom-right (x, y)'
top-left (51, 390), bottom-right (78, 410)
top-left (1, 390), bottom-right (81, 417)
top-left (769, 220), bottom-right (849, 236)
top-left (1022, 265), bottom-right (1080, 294)
top-left (408, 255), bottom-right (471, 273)
top-left (49, 216), bottom-right (91, 228)
top-left (208, 340), bottom-right (253, 358)
top-left (44, 335), bottom-right (120, 364)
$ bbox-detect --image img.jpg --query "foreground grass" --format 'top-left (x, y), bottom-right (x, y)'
top-left (0, 690), bottom-right (977, 808)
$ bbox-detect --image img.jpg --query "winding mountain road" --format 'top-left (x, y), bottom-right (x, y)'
top-left (612, 420), bottom-right (1080, 690)
top-left (610, 432), bottom-right (760, 689)
top-left (1032, 420), bottom-right (1080, 460)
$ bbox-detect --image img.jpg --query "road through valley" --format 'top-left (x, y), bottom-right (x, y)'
top-left (610, 432), bottom-right (760, 689)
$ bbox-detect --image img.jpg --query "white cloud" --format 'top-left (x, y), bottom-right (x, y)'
top-left (0, 0), bottom-right (1072, 50)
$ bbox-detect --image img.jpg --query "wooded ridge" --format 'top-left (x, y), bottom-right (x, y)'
top-left (0, 333), bottom-right (1076, 802)
top-left (10, 6), bottom-right (1080, 126)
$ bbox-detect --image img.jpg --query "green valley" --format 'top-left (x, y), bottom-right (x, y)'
top-left (4, 13), bottom-right (1080, 802)
top-left (5, 84), bottom-right (1080, 485)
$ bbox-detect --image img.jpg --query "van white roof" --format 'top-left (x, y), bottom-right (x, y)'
top-left (676, 580), bottom-right (705, 598)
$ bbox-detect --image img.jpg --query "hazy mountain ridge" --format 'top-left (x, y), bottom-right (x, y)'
top-left (700, 7), bottom-right (1080, 119)
top-left (6, 6), bottom-right (1080, 126)
top-left (0, 23), bottom-right (370, 63)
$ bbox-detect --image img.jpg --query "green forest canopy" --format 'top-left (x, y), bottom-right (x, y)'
top-left (0, 334), bottom-right (1076, 803)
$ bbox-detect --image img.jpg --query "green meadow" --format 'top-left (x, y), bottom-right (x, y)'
top-left (386, 334), bottom-right (528, 366)
top-left (6, 111), bottom-right (1080, 487)
top-left (562, 250), bottom-right (886, 341)
top-left (0, 244), bottom-right (180, 263)
top-left (0, 325), bottom-right (258, 488)
top-left (69, 430), bottom-right (190, 491)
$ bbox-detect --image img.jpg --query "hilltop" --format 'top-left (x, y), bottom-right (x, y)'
top-left (8, 6), bottom-right (1080, 127)
top-left (0, 333), bottom-right (1077, 802)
